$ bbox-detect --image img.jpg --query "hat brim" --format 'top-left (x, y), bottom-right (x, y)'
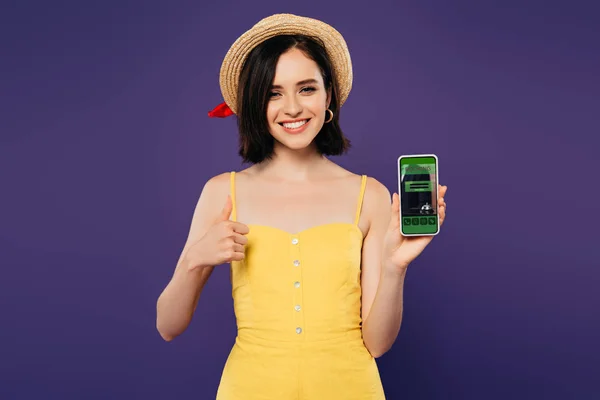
top-left (219, 13), bottom-right (353, 115)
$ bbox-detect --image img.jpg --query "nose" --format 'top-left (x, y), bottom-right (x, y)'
top-left (282, 94), bottom-right (302, 117)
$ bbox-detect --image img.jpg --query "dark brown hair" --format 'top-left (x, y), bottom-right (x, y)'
top-left (236, 34), bottom-right (351, 164)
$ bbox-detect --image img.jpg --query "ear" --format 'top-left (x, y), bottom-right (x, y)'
top-left (326, 86), bottom-right (332, 109)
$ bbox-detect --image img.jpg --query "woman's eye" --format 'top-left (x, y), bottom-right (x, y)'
top-left (269, 92), bottom-right (281, 98)
top-left (301, 86), bottom-right (316, 93)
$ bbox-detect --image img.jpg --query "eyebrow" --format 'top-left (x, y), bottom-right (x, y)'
top-left (270, 79), bottom-right (319, 89)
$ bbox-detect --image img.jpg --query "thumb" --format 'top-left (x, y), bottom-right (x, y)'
top-left (218, 195), bottom-right (233, 222)
top-left (389, 193), bottom-right (400, 231)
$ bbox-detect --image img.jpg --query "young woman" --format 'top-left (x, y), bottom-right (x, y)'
top-left (156, 13), bottom-right (447, 399)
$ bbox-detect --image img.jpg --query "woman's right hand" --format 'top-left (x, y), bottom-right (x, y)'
top-left (185, 195), bottom-right (249, 271)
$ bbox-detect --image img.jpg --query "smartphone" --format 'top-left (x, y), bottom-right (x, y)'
top-left (397, 154), bottom-right (439, 236)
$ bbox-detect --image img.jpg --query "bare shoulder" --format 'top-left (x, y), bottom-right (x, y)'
top-left (363, 176), bottom-right (392, 232)
top-left (329, 163), bottom-right (391, 211)
top-left (195, 171), bottom-right (234, 216)
top-left (364, 176), bottom-right (391, 204)
top-left (328, 161), bottom-right (390, 229)
top-left (184, 171), bottom-right (233, 243)
top-left (203, 171), bottom-right (232, 193)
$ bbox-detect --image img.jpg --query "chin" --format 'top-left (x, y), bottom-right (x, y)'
top-left (271, 125), bottom-right (318, 150)
top-left (276, 137), bottom-right (315, 150)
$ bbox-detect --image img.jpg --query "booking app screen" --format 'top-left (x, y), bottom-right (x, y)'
top-left (399, 156), bottom-right (438, 234)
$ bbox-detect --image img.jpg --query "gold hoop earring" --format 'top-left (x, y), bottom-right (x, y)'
top-left (325, 109), bottom-right (334, 123)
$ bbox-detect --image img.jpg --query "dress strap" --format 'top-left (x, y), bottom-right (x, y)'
top-left (229, 171), bottom-right (237, 222)
top-left (354, 175), bottom-right (367, 225)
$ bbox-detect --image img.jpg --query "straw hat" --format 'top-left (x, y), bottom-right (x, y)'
top-left (209, 13), bottom-right (353, 117)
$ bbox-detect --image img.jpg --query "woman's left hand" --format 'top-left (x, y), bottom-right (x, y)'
top-left (382, 185), bottom-right (448, 272)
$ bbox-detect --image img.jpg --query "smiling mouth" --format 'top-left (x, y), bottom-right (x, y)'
top-left (279, 119), bottom-right (310, 129)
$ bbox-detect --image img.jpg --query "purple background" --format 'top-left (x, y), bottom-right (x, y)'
top-left (1, 0), bottom-right (599, 399)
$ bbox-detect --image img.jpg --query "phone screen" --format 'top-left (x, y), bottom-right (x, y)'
top-left (399, 155), bottom-right (439, 235)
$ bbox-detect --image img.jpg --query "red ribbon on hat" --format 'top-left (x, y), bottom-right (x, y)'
top-left (208, 102), bottom-right (234, 118)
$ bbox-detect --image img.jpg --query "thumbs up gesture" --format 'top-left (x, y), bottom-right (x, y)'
top-left (187, 195), bottom-right (250, 271)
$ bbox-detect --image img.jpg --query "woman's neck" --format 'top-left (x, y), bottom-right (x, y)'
top-left (253, 142), bottom-right (332, 181)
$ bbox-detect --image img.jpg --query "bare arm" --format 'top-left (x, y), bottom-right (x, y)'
top-left (361, 180), bottom-right (448, 357)
top-left (360, 179), bottom-right (407, 358)
top-left (155, 173), bottom-right (230, 341)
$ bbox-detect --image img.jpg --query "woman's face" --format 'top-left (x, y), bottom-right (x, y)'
top-left (266, 48), bottom-right (331, 152)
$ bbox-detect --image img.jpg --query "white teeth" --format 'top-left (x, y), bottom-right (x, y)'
top-left (282, 120), bottom-right (307, 129)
